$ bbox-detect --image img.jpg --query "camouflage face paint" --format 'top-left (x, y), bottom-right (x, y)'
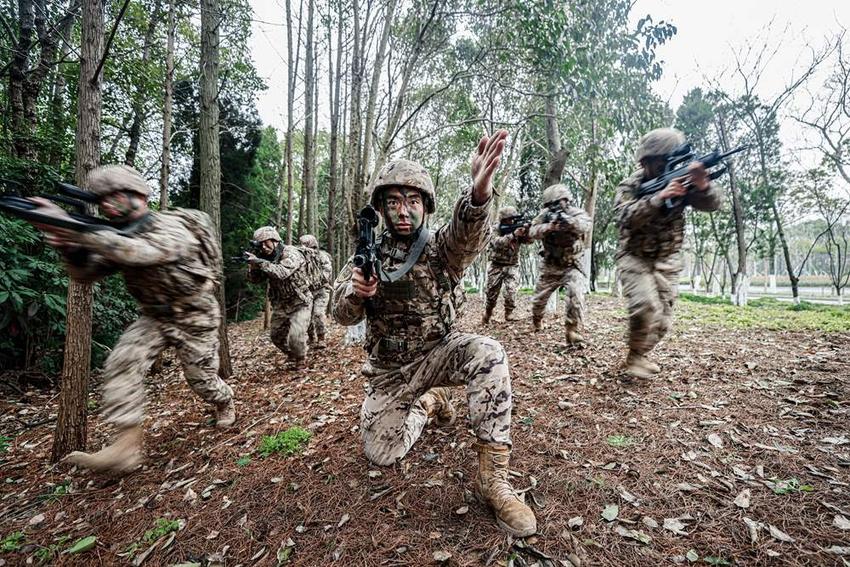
top-left (382, 187), bottom-right (425, 236)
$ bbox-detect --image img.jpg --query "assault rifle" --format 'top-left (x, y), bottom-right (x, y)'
top-left (497, 214), bottom-right (531, 236)
top-left (231, 239), bottom-right (265, 263)
top-left (0, 179), bottom-right (111, 232)
top-left (634, 143), bottom-right (749, 207)
top-left (352, 205), bottom-right (379, 281)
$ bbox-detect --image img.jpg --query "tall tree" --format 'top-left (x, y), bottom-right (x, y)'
top-left (51, 0), bottom-right (103, 463)
top-left (199, 0), bottom-right (232, 378)
top-left (159, 0), bottom-right (176, 209)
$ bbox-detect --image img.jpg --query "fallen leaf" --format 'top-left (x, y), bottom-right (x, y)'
top-left (824, 546), bottom-right (850, 555)
top-left (733, 488), bottom-right (751, 509)
top-left (663, 517), bottom-right (688, 536)
top-left (66, 536), bottom-right (97, 554)
top-left (28, 513), bottom-right (45, 526)
top-left (568, 516), bottom-right (583, 529)
top-left (455, 506), bottom-right (468, 516)
top-left (768, 525), bottom-right (794, 543)
top-left (602, 504), bottom-right (619, 522)
top-left (742, 517), bottom-right (762, 544)
top-left (707, 433), bottom-right (724, 449)
top-left (337, 513), bottom-right (350, 528)
top-left (613, 525), bottom-right (651, 544)
top-left (433, 550), bottom-right (451, 562)
top-left (641, 516), bottom-right (658, 529)
top-left (833, 514), bottom-right (850, 531)
top-left (686, 549), bottom-right (699, 562)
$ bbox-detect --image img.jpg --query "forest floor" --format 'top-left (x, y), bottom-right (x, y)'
top-left (1, 294), bottom-right (849, 567)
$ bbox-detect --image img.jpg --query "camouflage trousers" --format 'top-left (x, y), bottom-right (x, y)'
top-left (360, 331), bottom-right (512, 466)
top-left (618, 253), bottom-right (681, 355)
top-left (101, 314), bottom-right (233, 429)
top-left (484, 263), bottom-right (519, 312)
top-left (270, 300), bottom-right (313, 361)
top-left (308, 288), bottom-right (329, 342)
top-left (531, 262), bottom-right (585, 330)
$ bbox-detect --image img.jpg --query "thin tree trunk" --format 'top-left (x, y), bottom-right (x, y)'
top-left (199, 0), bottom-right (232, 378)
top-left (346, 0), bottom-right (363, 220)
top-left (716, 112), bottom-right (747, 305)
top-left (326, 6), bottom-right (342, 262)
top-left (542, 92), bottom-right (567, 187)
top-left (301, 0), bottom-right (315, 237)
top-left (51, 0), bottom-right (103, 463)
top-left (159, 0), bottom-right (175, 210)
top-left (47, 0), bottom-right (76, 168)
top-left (124, 0), bottom-right (162, 167)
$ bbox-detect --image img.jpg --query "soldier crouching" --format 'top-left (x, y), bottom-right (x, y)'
top-left (331, 131), bottom-right (536, 537)
top-left (615, 128), bottom-right (722, 378)
top-left (29, 165), bottom-right (235, 474)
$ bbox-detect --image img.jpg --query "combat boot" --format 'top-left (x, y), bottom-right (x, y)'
top-left (566, 329), bottom-right (584, 345)
top-left (532, 317), bottom-right (542, 332)
top-left (504, 309), bottom-right (518, 322)
top-left (475, 443), bottom-right (537, 537)
top-left (623, 351), bottom-right (654, 379)
top-left (641, 357), bottom-right (661, 374)
top-left (215, 399), bottom-right (236, 427)
top-left (65, 426), bottom-right (143, 474)
top-left (420, 387), bottom-right (456, 426)
top-left (482, 305), bottom-right (494, 324)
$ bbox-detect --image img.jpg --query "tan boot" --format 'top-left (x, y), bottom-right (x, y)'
top-left (504, 309), bottom-right (518, 322)
top-left (623, 351), bottom-right (654, 379)
top-left (475, 443), bottom-right (537, 537)
top-left (215, 399), bottom-right (236, 427)
top-left (65, 426), bottom-right (143, 474)
top-left (482, 305), bottom-right (494, 324)
top-left (641, 357), bottom-right (661, 374)
top-left (420, 387), bottom-right (456, 426)
top-left (566, 329), bottom-right (584, 345)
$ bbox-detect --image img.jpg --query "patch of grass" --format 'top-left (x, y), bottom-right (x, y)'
top-left (236, 455), bottom-right (252, 467)
top-left (259, 427), bottom-right (312, 458)
top-left (678, 293), bottom-right (850, 332)
top-left (34, 535), bottom-right (70, 565)
top-left (606, 434), bottom-right (634, 448)
top-left (38, 481), bottom-right (70, 503)
top-left (703, 556), bottom-right (732, 566)
top-left (519, 416), bottom-right (535, 426)
top-left (143, 518), bottom-right (180, 544)
top-left (770, 477), bottom-right (814, 495)
top-left (0, 531), bottom-right (25, 553)
top-left (0, 435), bottom-right (11, 454)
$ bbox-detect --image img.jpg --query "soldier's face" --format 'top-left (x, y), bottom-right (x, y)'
top-left (641, 156), bottom-right (666, 178)
top-left (99, 191), bottom-right (146, 220)
top-left (260, 239), bottom-right (277, 255)
top-left (381, 187), bottom-right (425, 236)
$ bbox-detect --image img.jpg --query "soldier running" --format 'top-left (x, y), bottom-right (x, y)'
top-left (482, 206), bottom-right (530, 323)
top-left (28, 165), bottom-right (235, 473)
top-left (246, 227), bottom-right (320, 368)
top-left (332, 130), bottom-right (537, 537)
top-left (615, 128), bottom-right (722, 378)
top-left (529, 184), bottom-right (592, 344)
top-left (299, 234), bottom-right (333, 348)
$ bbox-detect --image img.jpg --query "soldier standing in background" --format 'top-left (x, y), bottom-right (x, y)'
top-left (27, 165), bottom-right (235, 474)
top-left (332, 130), bottom-right (536, 537)
top-left (299, 234), bottom-right (333, 348)
top-left (483, 206), bottom-right (530, 323)
top-left (246, 227), bottom-right (320, 369)
top-left (528, 184), bottom-right (592, 345)
top-left (615, 128), bottom-right (722, 378)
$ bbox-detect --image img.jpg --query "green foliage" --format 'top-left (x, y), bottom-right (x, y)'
top-left (770, 478), bottom-right (814, 495)
top-left (703, 557), bottom-right (731, 566)
top-left (143, 518), bottom-right (180, 543)
top-left (0, 532), bottom-right (25, 553)
top-left (34, 535), bottom-right (70, 565)
top-left (606, 435), bottom-right (634, 448)
top-left (258, 427), bottom-right (312, 458)
top-left (0, 435), bottom-right (10, 454)
top-left (236, 455), bottom-right (252, 467)
top-left (39, 481), bottom-right (70, 503)
top-left (66, 535), bottom-right (97, 554)
top-left (678, 293), bottom-right (850, 332)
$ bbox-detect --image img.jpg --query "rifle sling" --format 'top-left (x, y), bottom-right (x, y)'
top-left (378, 226), bottom-right (430, 283)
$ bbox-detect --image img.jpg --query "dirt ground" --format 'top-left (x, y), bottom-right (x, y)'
top-left (1, 294), bottom-right (848, 566)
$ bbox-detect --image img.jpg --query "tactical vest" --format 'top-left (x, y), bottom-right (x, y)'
top-left (365, 231), bottom-right (465, 364)
top-left (489, 225), bottom-right (521, 266)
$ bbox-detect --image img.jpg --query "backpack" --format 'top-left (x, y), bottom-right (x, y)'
top-left (163, 208), bottom-right (224, 284)
top-left (296, 245), bottom-right (324, 291)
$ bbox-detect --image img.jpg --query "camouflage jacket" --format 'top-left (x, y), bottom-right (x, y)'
top-left (332, 191), bottom-right (491, 367)
top-left (247, 244), bottom-right (317, 306)
top-left (318, 249), bottom-right (334, 289)
top-left (62, 211), bottom-right (220, 325)
top-left (529, 206), bottom-right (592, 268)
top-left (488, 224), bottom-right (530, 266)
top-left (614, 168), bottom-right (722, 260)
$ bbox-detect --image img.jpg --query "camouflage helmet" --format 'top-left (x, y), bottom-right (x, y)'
top-left (87, 165), bottom-right (151, 198)
top-left (635, 128), bottom-right (686, 162)
top-left (370, 159), bottom-right (435, 214)
top-left (498, 206), bottom-right (518, 221)
top-left (542, 184), bottom-right (571, 207)
top-left (299, 234), bottom-right (319, 249)
top-left (253, 226), bottom-right (281, 243)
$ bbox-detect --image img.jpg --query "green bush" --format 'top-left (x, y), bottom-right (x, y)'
top-left (258, 427), bottom-right (312, 457)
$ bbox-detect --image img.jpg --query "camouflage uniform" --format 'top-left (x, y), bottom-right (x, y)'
top-left (61, 170), bottom-right (233, 429)
top-left (616, 129), bottom-right (723, 358)
top-left (248, 233), bottom-right (317, 363)
top-left (528, 185), bottom-right (592, 336)
top-left (484, 208), bottom-right (530, 321)
top-left (333, 190), bottom-right (514, 465)
top-left (300, 234), bottom-right (333, 344)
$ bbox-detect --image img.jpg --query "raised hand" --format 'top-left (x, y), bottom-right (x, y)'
top-left (471, 129), bottom-right (508, 205)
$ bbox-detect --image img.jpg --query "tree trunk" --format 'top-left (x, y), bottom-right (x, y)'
top-left (301, 0), bottom-right (315, 237)
top-left (326, 8), bottom-right (342, 260)
top-left (716, 112), bottom-right (748, 305)
top-left (124, 0), bottom-right (162, 167)
top-left (345, 0), bottom-right (363, 224)
top-left (199, 0), bottom-right (232, 378)
top-left (47, 1), bottom-right (76, 167)
top-left (51, 0), bottom-right (103, 463)
top-left (159, 0), bottom-right (175, 210)
top-left (771, 200), bottom-right (799, 302)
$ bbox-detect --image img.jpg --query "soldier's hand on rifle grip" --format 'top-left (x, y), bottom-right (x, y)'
top-left (514, 226), bottom-right (528, 238)
top-left (352, 267), bottom-right (378, 299)
top-left (687, 161), bottom-right (710, 191)
top-left (658, 178), bottom-right (689, 201)
top-left (244, 252), bottom-right (263, 265)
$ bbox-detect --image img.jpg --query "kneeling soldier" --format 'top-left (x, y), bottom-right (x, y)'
top-left (332, 131), bottom-right (536, 537)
